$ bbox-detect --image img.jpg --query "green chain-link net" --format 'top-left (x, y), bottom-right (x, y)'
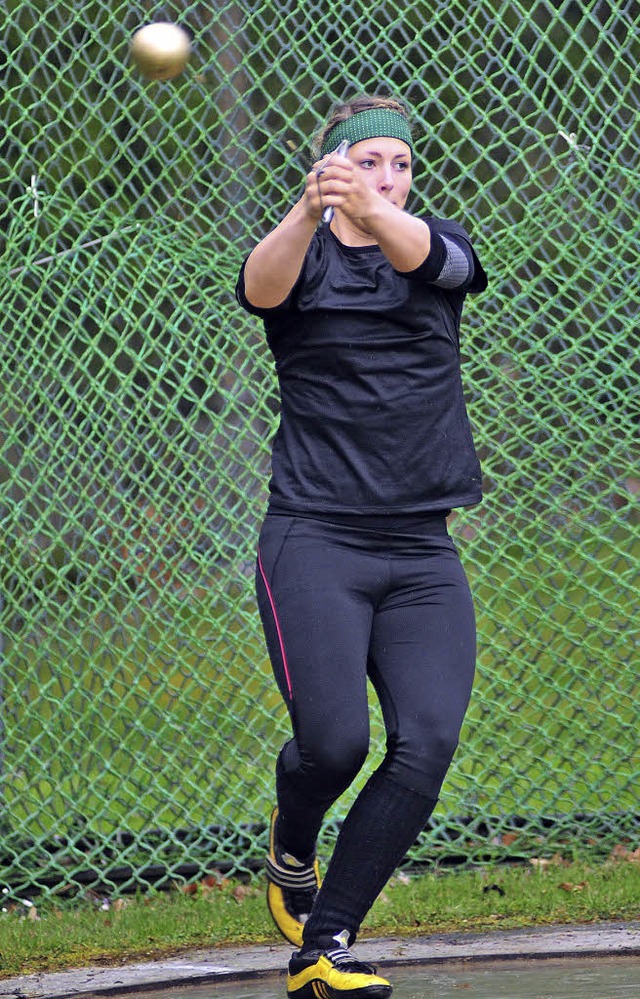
top-left (1, 1), bottom-right (638, 899)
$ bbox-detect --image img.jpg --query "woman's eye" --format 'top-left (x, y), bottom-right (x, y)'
top-left (357, 159), bottom-right (410, 171)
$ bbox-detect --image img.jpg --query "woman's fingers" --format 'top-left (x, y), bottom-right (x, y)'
top-left (309, 159), bottom-right (353, 214)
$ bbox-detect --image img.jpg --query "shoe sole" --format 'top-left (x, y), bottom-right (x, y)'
top-left (287, 979), bottom-right (392, 998)
top-left (267, 879), bottom-right (305, 947)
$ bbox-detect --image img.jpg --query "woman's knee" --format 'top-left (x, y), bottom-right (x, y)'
top-left (297, 728), bottom-right (369, 795)
top-left (384, 727), bottom-right (461, 797)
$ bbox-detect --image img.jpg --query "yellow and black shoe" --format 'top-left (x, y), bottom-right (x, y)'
top-left (265, 807), bottom-right (321, 947)
top-left (287, 933), bottom-right (393, 998)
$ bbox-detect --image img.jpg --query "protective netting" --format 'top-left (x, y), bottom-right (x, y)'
top-left (1, 1), bottom-right (638, 900)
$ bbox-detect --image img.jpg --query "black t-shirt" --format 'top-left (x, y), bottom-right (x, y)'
top-left (236, 217), bottom-right (487, 517)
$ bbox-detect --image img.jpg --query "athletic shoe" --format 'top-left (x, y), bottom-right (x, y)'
top-left (287, 932), bottom-right (393, 998)
top-left (265, 806), bottom-right (321, 947)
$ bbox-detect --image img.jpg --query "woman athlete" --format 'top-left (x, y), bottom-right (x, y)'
top-left (235, 93), bottom-right (488, 999)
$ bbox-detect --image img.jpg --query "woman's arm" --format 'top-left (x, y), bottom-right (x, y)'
top-left (323, 154), bottom-right (433, 271)
top-left (242, 155), bottom-right (336, 309)
top-left (356, 201), bottom-right (432, 272)
top-left (242, 199), bottom-right (316, 309)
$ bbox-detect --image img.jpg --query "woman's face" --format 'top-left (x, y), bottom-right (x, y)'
top-left (348, 136), bottom-right (413, 210)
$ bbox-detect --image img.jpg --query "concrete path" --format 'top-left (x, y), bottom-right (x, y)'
top-left (1, 922), bottom-right (639, 998)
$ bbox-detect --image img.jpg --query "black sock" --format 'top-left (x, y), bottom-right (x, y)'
top-left (301, 770), bottom-right (437, 950)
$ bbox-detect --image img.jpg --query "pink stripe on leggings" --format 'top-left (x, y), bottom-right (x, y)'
top-left (257, 547), bottom-right (293, 700)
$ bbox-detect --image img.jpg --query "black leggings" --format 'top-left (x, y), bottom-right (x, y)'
top-left (256, 512), bottom-right (476, 854)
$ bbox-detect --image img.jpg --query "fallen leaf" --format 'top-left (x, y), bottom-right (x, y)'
top-left (179, 882), bottom-right (199, 896)
top-left (199, 874), bottom-right (231, 896)
top-left (530, 854), bottom-right (565, 869)
top-left (232, 884), bottom-right (252, 903)
top-left (611, 844), bottom-right (640, 863)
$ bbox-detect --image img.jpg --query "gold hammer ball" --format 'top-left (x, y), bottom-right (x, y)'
top-left (130, 22), bottom-right (191, 81)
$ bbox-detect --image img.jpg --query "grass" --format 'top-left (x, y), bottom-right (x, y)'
top-left (1, 856), bottom-right (639, 979)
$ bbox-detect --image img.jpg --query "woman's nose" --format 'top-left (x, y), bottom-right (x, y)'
top-left (379, 166), bottom-right (395, 191)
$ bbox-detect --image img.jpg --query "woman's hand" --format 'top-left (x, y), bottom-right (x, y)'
top-left (311, 142), bottom-right (431, 270)
top-left (305, 151), bottom-right (363, 222)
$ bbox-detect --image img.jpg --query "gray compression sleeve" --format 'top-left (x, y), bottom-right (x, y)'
top-left (432, 235), bottom-right (471, 289)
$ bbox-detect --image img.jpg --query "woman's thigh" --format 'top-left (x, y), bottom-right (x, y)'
top-left (256, 516), bottom-right (379, 765)
top-left (368, 542), bottom-right (476, 797)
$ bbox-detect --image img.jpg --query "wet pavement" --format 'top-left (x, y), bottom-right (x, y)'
top-left (129, 955), bottom-right (640, 999)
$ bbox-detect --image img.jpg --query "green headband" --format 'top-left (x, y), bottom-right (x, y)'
top-left (320, 108), bottom-right (413, 158)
